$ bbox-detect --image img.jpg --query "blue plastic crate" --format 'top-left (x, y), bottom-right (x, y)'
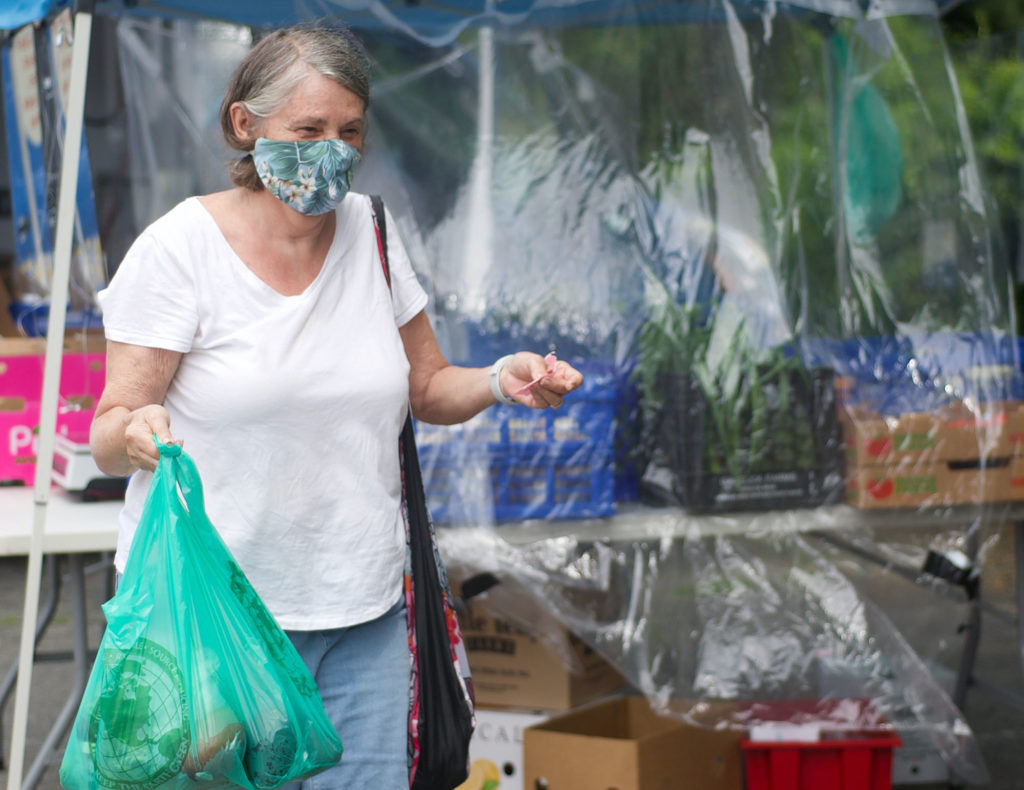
top-left (494, 394), bottom-right (615, 447)
top-left (803, 333), bottom-right (1023, 408)
top-left (418, 442), bottom-right (498, 525)
top-left (9, 300), bottom-right (103, 337)
top-left (415, 411), bottom-right (503, 447)
top-left (417, 441), bottom-right (615, 523)
top-left (415, 388), bottom-right (614, 448)
top-left (412, 359), bottom-right (626, 520)
top-left (493, 443), bottom-right (615, 521)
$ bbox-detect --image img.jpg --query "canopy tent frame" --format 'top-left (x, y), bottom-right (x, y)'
top-left (5, 3), bottom-right (94, 788)
top-left (0, 1), bottom-right (984, 788)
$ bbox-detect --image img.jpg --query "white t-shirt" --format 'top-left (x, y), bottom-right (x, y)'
top-left (98, 192), bottom-right (429, 630)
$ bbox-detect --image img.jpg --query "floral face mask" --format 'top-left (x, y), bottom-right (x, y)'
top-left (252, 137), bottom-right (360, 215)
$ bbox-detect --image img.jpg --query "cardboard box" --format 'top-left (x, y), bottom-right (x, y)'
top-left (455, 707), bottom-right (549, 790)
top-left (840, 400), bottom-right (1024, 467)
top-left (523, 696), bottom-right (744, 790)
top-left (0, 337), bottom-right (106, 484)
top-left (461, 606), bottom-right (625, 711)
top-left (846, 455), bottom-right (1024, 509)
top-left (0, 399), bottom-right (42, 484)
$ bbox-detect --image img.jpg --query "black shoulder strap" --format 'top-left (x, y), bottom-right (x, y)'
top-left (370, 194), bottom-right (391, 289)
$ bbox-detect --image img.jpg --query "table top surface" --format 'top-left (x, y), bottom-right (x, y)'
top-left (3, 484), bottom-right (1023, 557)
top-left (480, 499), bottom-right (1024, 544)
top-left (0, 485), bottom-right (122, 556)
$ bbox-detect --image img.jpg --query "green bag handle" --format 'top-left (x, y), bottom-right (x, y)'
top-left (153, 435), bottom-right (208, 519)
top-left (114, 436), bottom-right (208, 603)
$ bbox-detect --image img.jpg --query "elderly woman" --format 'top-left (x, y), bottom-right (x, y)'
top-left (90, 22), bottom-right (582, 789)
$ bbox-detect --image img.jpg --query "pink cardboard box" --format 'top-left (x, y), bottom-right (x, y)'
top-left (0, 400), bottom-right (42, 485)
top-left (0, 339), bottom-right (106, 485)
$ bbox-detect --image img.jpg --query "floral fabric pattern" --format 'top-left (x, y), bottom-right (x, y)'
top-left (252, 137), bottom-right (360, 215)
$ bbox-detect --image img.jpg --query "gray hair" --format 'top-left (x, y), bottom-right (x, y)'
top-left (219, 22), bottom-right (371, 190)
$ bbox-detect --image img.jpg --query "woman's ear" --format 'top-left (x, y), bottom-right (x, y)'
top-left (229, 102), bottom-right (254, 144)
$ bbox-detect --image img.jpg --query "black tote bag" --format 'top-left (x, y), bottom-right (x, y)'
top-left (369, 195), bottom-right (475, 789)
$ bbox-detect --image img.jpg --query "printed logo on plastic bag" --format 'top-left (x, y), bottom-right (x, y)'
top-left (88, 639), bottom-right (190, 790)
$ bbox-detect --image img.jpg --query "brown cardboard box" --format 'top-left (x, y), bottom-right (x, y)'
top-left (461, 606), bottom-right (625, 711)
top-left (0, 337), bottom-right (47, 356)
top-left (523, 696), bottom-right (743, 790)
top-left (0, 269), bottom-right (18, 337)
top-left (841, 400), bottom-right (1024, 509)
top-left (455, 707), bottom-right (549, 790)
top-left (840, 400), bottom-right (1024, 467)
top-left (846, 455), bottom-right (1024, 509)
top-left (0, 331), bottom-right (105, 357)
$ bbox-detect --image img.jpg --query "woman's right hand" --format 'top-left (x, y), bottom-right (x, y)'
top-left (124, 404), bottom-right (175, 472)
top-left (90, 342), bottom-right (183, 477)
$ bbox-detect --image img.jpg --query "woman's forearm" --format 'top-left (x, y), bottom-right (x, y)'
top-left (410, 363), bottom-right (497, 425)
top-left (90, 406), bottom-right (136, 477)
top-left (411, 353), bottom-right (582, 424)
top-left (90, 342), bottom-right (181, 474)
top-left (91, 401), bottom-right (175, 475)
top-left (400, 313), bottom-right (582, 425)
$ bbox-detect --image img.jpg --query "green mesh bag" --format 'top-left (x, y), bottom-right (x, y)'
top-left (60, 441), bottom-right (342, 790)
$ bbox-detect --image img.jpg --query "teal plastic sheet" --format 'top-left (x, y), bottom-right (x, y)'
top-left (60, 443), bottom-right (342, 790)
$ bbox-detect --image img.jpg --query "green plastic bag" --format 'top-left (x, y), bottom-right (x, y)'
top-left (60, 441), bottom-right (342, 790)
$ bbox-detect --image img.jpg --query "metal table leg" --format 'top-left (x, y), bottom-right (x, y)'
top-left (0, 557), bottom-right (61, 772)
top-left (952, 580), bottom-right (981, 712)
top-left (1017, 520), bottom-right (1024, 678)
top-left (19, 555), bottom-right (92, 790)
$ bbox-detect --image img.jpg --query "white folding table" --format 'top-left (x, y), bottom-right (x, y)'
top-left (4, 486), bottom-right (1023, 788)
top-left (0, 486), bottom-right (120, 790)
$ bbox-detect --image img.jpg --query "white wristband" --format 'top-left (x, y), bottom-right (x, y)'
top-left (489, 354), bottom-right (518, 405)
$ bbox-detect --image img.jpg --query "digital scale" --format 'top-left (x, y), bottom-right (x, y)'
top-left (52, 433), bottom-right (127, 500)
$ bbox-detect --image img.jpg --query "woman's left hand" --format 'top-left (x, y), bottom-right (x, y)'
top-left (500, 352), bottom-right (583, 409)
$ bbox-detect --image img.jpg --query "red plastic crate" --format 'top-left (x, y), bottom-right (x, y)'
top-left (742, 734), bottom-right (902, 790)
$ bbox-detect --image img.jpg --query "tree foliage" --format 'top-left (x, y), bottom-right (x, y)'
top-left (942, 1), bottom-right (1024, 279)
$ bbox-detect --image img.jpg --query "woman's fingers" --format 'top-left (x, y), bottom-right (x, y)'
top-left (554, 360), bottom-right (583, 390)
top-left (125, 405), bottom-right (174, 471)
top-left (499, 352), bottom-right (583, 410)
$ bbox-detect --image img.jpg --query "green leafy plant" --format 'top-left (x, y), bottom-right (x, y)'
top-left (635, 297), bottom-right (822, 491)
top-left (634, 296), bottom-right (711, 414)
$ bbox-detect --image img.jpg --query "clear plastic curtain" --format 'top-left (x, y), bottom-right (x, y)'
top-left (112, 2), bottom-right (1013, 782)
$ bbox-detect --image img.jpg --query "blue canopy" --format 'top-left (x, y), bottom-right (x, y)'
top-left (2, 0), bottom-right (958, 37)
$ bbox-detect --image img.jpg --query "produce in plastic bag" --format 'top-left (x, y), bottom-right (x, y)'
top-left (60, 441), bottom-right (342, 790)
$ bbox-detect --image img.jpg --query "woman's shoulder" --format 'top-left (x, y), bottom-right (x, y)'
top-left (125, 196), bottom-right (223, 270)
top-left (143, 195), bottom-right (210, 238)
top-left (338, 190), bottom-right (376, 219)
top-left (193, 189), bottom-right (236, 216)
top-left (339, 190), bottom-right (397, 237)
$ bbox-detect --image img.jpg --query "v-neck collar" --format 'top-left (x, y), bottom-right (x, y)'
top-left (190, 196), bottom-right (342, 300)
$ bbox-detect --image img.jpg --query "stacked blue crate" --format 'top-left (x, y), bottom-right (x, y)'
top-left (415, 362), bottom-right (618, 523)
top-left (802, 332), bottom-right (1023, 411)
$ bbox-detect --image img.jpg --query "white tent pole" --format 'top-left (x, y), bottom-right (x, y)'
top-left (461, 20), bottom-right (495, 319)
top-left (6, 7), bottom-right (93, 790)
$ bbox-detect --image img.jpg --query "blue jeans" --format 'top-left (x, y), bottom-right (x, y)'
top-left (284, 595), bottom-right (410, 790)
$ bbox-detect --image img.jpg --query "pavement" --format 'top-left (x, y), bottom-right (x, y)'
top-left (0, 553), bottom-right (112, 790)
top-left (1, 528), bottom-right (1024, 790)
